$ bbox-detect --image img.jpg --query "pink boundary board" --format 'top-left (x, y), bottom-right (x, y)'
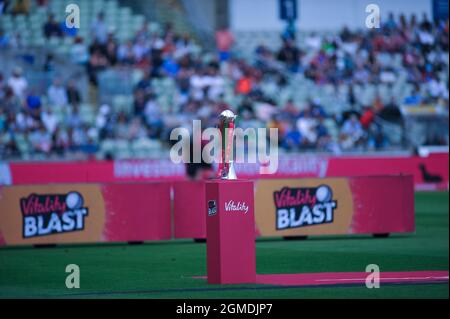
top-left (193, 271), bottom-right (449, 286)
top-left (5, 153), bottom-right (448, 191)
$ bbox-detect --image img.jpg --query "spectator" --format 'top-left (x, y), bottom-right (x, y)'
top-left (29, 124), bottom-right (52, 154)
top-left (128, 117), bottom-right (147, 140)
top-left (215, 27), bottom-right (234, 62)
top-left (43, 53), bottom-right (56, 73)
top-left (91, 12), bottom-right (108, 44)
top-left (132, 37), bottom-right (150, 62)
top-left (384, 12), bottom-right (398, 30)
top-left (340, 114), bottom-right (364, 150)
top-left (47, 78), bottom-right (68, 108)
top-left (235, 71), bottom-right (253, 95)
top-left (174, 34), bottom-right (194, 59)
top-left (305, 32), bottom-right (322, 51)
top-left (96, 104), bottom-right (113, 139)
top-left (404, 85), bottom-right (423, 105)
top-left (281, 122), bottom-right (302, 151)
top-left (427, 75), bottom-right (449, 100)
top-left (254, 98), bottom-right (277, 122)
top-left (8, 31), bottom-right (23, 49)
top-left (41, 108), bottom-right (58, 134)
top-left (105, 33), bottom-right (118, 65)
top-left (86, 49), bottom-right (109, 86)
top-left (66, 79), bottom-right (82, 107)
top-left (70, 37), bottom-right (89, 65)
top-left (1, 86), bottom-right (21, 112)
top-left (316, 117), bottom-right (329, 140)
top-left (117, 40), bottom-right (135, 64)
top-left (53, 126), bottom-right (70, 155)
top-left (71, 124), bottom-right (89, 150)
top-left (136, 69), bottom-right (152, 92)
top-left (0, 28), bottom-right (10, 48)
top-left (66, 105), bottom-right (83, 129)
top-left (26, 90), bottom-right (42, 111)
top-left (296, 108), bottom-right (317, 146)
top-left (133, 89), bottom-right (147, 116)
top-left (277, 39), bottom-right (300, 72)
top-left (373, 95), bottom-right (384, 112)
top-left (162, 54), bottom-right (180, 77)
top-left (114, 112), bottom-right (130, 139)
top-left (316, 117), bottom-right (340, 153)
top-left (43, 13), bottom-right (62, 38)
top-left (281, 99), bottom-right (300, 119)
top-left (360, 106), bottom-right (375, 130)
top-left (144, 95), bottom-right (164, 138)
top-left (7, 67), bottom-right (27, 100)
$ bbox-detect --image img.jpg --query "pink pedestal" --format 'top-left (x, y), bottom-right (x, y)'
top-left (205, 180), bottom-right (256, 284)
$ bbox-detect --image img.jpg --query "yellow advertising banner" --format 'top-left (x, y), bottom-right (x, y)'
top-left (0, 184), bottom-right (106, 245)
top-left (255, 179), bottom-right (354, 236)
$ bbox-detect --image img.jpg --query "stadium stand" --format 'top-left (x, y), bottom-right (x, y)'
top-left (0, 0), bottom-right (448, 160)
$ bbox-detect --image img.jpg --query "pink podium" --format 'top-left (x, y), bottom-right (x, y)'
top-left (205, 180), bottom-right (256, 284)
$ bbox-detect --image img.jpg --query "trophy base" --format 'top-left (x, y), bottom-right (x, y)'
top-left (220, 161), bottom-right (237, 180)
top-left (205, 180), bottom-right (256, 284)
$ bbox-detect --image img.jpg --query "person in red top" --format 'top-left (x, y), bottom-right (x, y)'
top-left (360, 106), bottom-right (375, 130)
top-left (235, 73), bottom-right (252, 95)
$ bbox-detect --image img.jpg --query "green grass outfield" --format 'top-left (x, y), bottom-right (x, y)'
top-left (0, 192), bottom-right (448, 299)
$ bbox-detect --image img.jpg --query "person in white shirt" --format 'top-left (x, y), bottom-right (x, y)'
top-left (296, 113), bottom-right (317, 145)
top-left (41, 108), bottom-right (59, 134)
top-left (7, 67), bottom-right (28, 100)
top-left (117, 40), bottom-right (135, 64)
top-left (340, 114), bottom-right (364, 149)
top-left (47, 78), bottom-right (68, 108)
top-left (428, 75), bottom-right (449, 100)
top-left (132, 38), bottom-right (150, 62)
top-left (305, 32), bottom-right (322, 52)
top-left (70, 36), bottom-right (89, 65)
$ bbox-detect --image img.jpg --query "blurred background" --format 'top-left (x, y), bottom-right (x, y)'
top-left (0, 0), bottom-right (448, 161)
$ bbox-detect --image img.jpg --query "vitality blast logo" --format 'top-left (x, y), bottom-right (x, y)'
top-left (274, 185), bottom-right (337, 230)
top-left (20, 192), bottom-right (88, 238)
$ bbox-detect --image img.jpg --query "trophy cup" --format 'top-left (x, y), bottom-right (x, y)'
top-left (205, 109), bottom-right (256, 284)
top-left (218, 110), bottom-right (237, 180)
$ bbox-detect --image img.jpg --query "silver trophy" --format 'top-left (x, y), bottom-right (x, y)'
top-left (218, 110), bottom-right (237, 180)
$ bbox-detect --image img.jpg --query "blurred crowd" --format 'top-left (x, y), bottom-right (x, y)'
top-left (248, 12), bottom-right (449, 151)
top-left (0, 6), bottom-right (449, 158)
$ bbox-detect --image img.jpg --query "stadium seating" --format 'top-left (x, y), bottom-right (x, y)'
top-left (0, 0), bottom-right (448, 160)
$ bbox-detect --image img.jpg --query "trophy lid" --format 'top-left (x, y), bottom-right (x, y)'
top-left (219, 110), bottom-right (236, 121)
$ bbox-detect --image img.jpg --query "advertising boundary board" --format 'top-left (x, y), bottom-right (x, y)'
top-left (0, 175), bottom-right (417, 246)
top-left (0, 182), bottom-right (171, 246)
top-left (173, 175), bottom-right (415, 239)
